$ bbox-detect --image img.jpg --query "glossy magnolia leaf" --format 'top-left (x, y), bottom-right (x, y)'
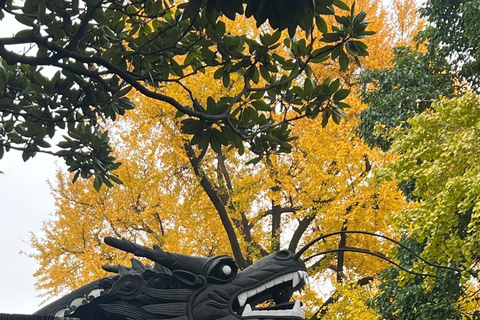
top-left (333, 89), bottom-right (350, 101)
top-left (339, 50), bottom-right (349, 71)
top-left (251, 100), bottom-right (271, 111)
top-left (333, 0), bottom-right (350, 11)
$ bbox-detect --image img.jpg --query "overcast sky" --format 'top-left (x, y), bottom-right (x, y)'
top-left (0, 152), bottom-right (58, 313)
top-left (0, 13), bottom-right (58, 314)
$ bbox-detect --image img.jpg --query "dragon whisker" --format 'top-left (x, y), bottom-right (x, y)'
top-left (293, 230), bottom-right (461, 274)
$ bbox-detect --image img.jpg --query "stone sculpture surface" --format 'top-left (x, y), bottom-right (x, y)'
top-left (34, 237), bottom-right (308, 320)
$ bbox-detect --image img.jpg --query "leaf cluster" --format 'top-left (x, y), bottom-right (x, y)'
top-left (0, 0), bottom-right (374, 189)
top-left (356, 46), bottom-right (454, 151)
top-left (419, 0), bottom-right (480, 91)
top-left (375, 238), bottom-right (464, 320)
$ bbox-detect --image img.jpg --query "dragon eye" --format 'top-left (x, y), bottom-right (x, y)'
top-left (206, 256), bottom-right (238, 283)
top-left (222, 265), bottom-right (232, 275)
top-left (275, 250), bottom-right (293, 260)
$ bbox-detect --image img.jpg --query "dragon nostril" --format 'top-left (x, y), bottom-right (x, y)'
top-left (274, 250), bottom-right (293, 260)
top-left (124, 281), bottom-right (134, 289)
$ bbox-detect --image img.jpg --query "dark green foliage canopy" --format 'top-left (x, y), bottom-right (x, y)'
top-left (375, 238), bottom-right (464, 320)
top-left (0, 0), bottom-right (373, 190)
top-left (419, 0), bottom-right (480, 91)
top-left (356, 47), bottom-right (454, 151)
top-left (358, 0), bottom-right (480, 153)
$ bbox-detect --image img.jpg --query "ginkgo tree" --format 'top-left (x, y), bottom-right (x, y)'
top-left (0, 0), bottom-right (374, 189)
top-left (28, 1), bottom-right (413, 319)
top-left (375, 93), bottom-right (480, 319)
top-left (31, 91), bottom-right (407, 318)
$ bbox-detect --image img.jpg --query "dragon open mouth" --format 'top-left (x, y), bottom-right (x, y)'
top-left (233, 270), bottom-right (308, 319)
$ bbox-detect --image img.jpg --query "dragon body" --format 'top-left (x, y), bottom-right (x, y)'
top-left (34, 237), bottom-right (308, 320)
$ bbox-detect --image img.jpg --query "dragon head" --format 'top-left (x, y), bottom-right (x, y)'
top-left (191, 249), bottom-right (307, 320)
top-left (34, 237), bottom-right (308, 320)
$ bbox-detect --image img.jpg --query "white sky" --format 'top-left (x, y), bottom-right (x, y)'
top-left (0, 14), bottom-right (58, 314)
top-left (0, 152), bottom-right (58, 313)
top-left (0, 0), bottom-right (426, 314)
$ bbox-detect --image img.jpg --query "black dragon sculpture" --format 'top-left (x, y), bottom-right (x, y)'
top-left (34, 237), bottom-right (308, 320)
top-left (30, 231), bottom-right (460, 320)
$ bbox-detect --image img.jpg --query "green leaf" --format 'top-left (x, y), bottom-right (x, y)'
top-left (252, 100), bottom-right (271, 111)
top-left (304, 78), bottom-right (314, 95)
top-left (93, 175), bottom-right (102, 192)
top-left (15, 15), bottom-right (35, 27)
top-left (222, 71), bottom-right (230, 88)
top-left (212, 128), bottom-right (228, 146)
top-left (182, 0), bottom-right (202, 19)
top-left (207, 96), bottom-right (216, 114)
top-left (346, 42), bottom-right (359, 56)
top-left (181, 118), bottom-right (203, 134)
top-left (329, 78), bottom-right (340, 93)
top-left (322, 108), bottom-right (331, 127)
top-left (103, 177), bottom-right (114, 188)
top-left (250, 90), bottom-right (265, 100)
top-left (333, 0), bottom-right (350, 11)
top-left (333, 88), bottom-right (350, 101)
top-left (260, 65), bottom-right (271, 82)
top-left (93, 11), bottom-right (111, 26)
top-left (22, 148), bottom-right (36, 161)
top-left (72, 171), bottom-right (80, 183)
top-left (315, 16), bottom-right (328, 34)
top-left (198, 129), bottom-right (211, 150)
top-left (339, 49), bottom-right (349, 71)
top-left (332, 107), bottom-right (346, 123)
top-left (108, 174), bottom-right (123, 185)
top-left (246, 156), bottom-right (263, 165)
top-left (214, 67), bottom-right (224, 79)
top-left (221, 126), bottom-right (238, 142)
top-left (321, 33), bottom-right (342, 43)
top-left (190, 131), bottom-right (203, 145)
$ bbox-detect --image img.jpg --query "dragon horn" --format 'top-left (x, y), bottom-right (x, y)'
top-left (104, 237), bottom-right (213, 275)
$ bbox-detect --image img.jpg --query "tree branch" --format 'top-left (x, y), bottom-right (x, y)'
top-left (184, 143), bottom-right (247, 268)
top-left (288, 215), bottom-right (315, 253)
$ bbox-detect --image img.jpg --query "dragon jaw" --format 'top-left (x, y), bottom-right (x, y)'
top-left (232, 270), bottom-right (308, 319)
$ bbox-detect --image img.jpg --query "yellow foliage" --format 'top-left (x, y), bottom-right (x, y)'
top-left (321, 282), bottom-right (381, 320)
top-left (28, 2), bottom-right (416, 316)
top-left (390, 0), bottom-right (425, 47)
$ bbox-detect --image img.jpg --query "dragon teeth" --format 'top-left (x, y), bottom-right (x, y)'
top-left (283, 273), bottom-right (293, 282)
top-left (274, 277), bottom-right (284, 285)
top-left (265, 279), bottom-right (275, 288)
top-left (292, 272), bottom-right (300, 287)
top-left (243, 303), bottom-right (253, 314)
top-left (238, 292), bottom-right (248, 307)
top-left (88, 288), bottom-right (104, 300)
top-left (301, 270), bottom-right (309, 282)
top-left (236, 270), bottom-right (309, 310)
top-left (294, 301), bottom-right (305, 318)
top-left (241, 301), bottom-right (305, 319)
top-left (54, 308), bottom-right (68, 317)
